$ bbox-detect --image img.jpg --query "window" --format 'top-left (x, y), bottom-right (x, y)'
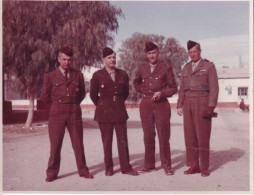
top-left (238, 87), bottom-right (248, 97)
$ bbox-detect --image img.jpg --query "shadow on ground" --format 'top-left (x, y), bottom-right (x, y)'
top-left (57, 150), bottom-right (185, 179)
top-left (210, 148), bottom-right (245, 172)
top-left (56, 147), bottom-right (245, 180)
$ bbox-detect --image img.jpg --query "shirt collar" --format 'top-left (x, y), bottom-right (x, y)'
top-left (59, 66), bottom-right (70, 75)
top-left (105, 66), bottom-right (115, 74)
top-left (192, 58), bottom-right (202, 65)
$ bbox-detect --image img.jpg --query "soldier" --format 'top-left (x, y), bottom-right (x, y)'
top-left (177, 40), bottom-right (219, 177)
top-left (90, 47), bottom-right (138, 176)
top-left (40, 45), bottom-right (93, 182)
top-left (133, 42), bottom-right (177, 175)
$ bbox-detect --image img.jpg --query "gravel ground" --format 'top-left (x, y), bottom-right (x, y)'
top-left (2, 107), bottom-right (253, 194)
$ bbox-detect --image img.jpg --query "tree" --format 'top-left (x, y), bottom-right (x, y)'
top-left (117, 32), bottom-right (189, 102)
top-left (3, 1), bottom-right (123, 128)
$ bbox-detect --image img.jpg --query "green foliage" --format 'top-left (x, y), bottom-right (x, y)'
top-left (3, 1), bottom-right (123, 98)
top-left (117, 32), bottom-right (189, 102)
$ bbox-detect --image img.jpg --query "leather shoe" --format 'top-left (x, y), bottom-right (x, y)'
top-left (105, 171), bottom-right (114, 176)
top-left (123, 169), bottom-right (139, 176)
top-left (201, 169), bottom-right (210, 177)
top-left (184, 167), bottom-right (200, 175)
top-left (137, 167), bottom-right (155, 174)
top-left (82, 172), bottom-right (94, 179)
top-left (45, 175), bottom-right (57, 182)
top-left (164, 168), bottom-right (174, 176)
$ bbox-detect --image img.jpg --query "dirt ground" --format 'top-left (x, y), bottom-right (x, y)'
top-left (2, 107), bottom-right (253, 194)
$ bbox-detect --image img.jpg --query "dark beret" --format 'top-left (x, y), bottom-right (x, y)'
top-left (145, 42), bottom-right (158, 52)
top-left (103, 47), bottom-right (115, 58)
top-left (60, 45), bottom-right (73, 56)
top-left (187, 40), bottom-right (199, 50)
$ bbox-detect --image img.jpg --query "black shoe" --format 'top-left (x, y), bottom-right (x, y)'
top-left (164, 168), bottom-right (174, 176)
top-left (201, 169), bottom-right (210, 177)
top-left (137, 167), bottom-right (155, 174)
top-left (184, 167), bottom-right (200, 175)
top-left (123, 169), bottom-right (139, 176)
top-left (45, 175), bottom-right (57, 182)
top-left (82, 172), bottom-right (94, 179)
top-left (105, 171), bottom-right (114, 176)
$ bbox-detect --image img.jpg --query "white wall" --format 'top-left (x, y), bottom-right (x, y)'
top-left (218, 78), bottom-right (249, 104)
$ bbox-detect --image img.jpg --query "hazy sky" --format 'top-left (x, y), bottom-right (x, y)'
top-left (108, 1), bottom-right (251, 68)
top-left (111, 1), bottom-right (250, 45)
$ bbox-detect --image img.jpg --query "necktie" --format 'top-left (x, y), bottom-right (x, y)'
top-left (64, 70), bottom-right (68, 82)
top-left (151, 64), bottom-right (156, 72)
top-left (110, 70), bottom-right (115, 82)
top-left (192, 62), bottom-right (198, 71)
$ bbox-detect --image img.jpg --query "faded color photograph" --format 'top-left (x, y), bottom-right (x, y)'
top-left (2, 0), bottom-right (253, 193)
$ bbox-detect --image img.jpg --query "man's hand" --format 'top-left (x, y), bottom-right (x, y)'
top-left (203, 106), bottom-right (215, 119)
top-left (177, 108), bottom-right (183, 116)
top-left (152, 91), bottom-right (161, 101)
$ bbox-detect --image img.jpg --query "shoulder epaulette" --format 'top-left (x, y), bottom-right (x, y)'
top-left (204, 58), bottom-right (210, 62)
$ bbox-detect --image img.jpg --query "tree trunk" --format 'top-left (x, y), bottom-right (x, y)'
top-left (24, 84), bottom-right (35, 129)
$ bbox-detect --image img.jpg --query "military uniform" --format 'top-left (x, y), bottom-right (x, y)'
top-left (90, 67), bottom-right (133, 173)
top-left (177, 58), bottom-right (219, 171)
top-left (40, 67), bottom-right (89, 178)
top-left (133, 61), bottom-right (177, 170)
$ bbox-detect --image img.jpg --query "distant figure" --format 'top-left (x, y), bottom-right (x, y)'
top-left (40, 45), bottom-right (93, 182)
top-left (90, 47), bottom-right (138, 176)
top-left (239, 99), bottom-right (246, 111)
top-left (177, 40), bottom-right (219, 177)
top-left (133, 42), bottom-right (177, 176)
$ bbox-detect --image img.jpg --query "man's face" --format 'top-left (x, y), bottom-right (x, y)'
top-left (103, 52), bottom-right (116, 70)
top-left (146, 48), bottom-right (159, 64)
top-left (188, 45), bottom-right (201, 62)
top-left (58, 52), bottom-right (72, 70)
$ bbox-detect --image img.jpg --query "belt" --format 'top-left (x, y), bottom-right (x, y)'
top-left (101, 96), bottom-right (122, 102)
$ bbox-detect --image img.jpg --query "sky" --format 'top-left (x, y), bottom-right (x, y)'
top-left (108, 0), bottom-right (251, 68)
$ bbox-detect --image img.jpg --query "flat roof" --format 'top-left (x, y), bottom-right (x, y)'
top-left (217, 67), bottom-right (249, 79)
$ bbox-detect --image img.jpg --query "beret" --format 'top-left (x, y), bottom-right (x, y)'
top-left (60, 45), bottom-right (73, 56)
top-left (145, 42), bottom-right (158, 52)
top-left (103, 47), bottom-right (115, 58)
top-left (187, 40), bottom-right (199, 50)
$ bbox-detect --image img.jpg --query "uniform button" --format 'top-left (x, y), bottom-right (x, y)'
top-left (115, 92), bottom-right (117, 94)
top-left (67, 94), bottom-right (69, 96)
top-left (66, 88), bottom-right (69, 91)
top-left (59, 99), bottom-right (62, 102)
top-left (150, 83), bottom-right (152, 85)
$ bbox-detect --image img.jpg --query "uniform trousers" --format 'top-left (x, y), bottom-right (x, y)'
top-left (140, 99), bottom-right (172, 170)
top-left (98, 122), bottom-right (132, 173)
top-left (47, 103), bottom-right (88, 177)
top-left (183, 96), bottom-right (212, 170)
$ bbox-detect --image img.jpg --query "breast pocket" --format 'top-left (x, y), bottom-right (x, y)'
top-left (153, 75), bottom-right (164, 87)
top-left (52, 81), bottom-right (65, 96)
top-left (196, 71), bottom-right (208, 84)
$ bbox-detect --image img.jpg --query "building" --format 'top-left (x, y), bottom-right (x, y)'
top-left (217, 67), bottom-right (250, 107)
top-left (3, 67), bottom-right (250, 109)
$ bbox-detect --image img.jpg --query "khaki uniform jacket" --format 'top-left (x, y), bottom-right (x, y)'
top-left (177, 59), bottom-right (219, 108)
top-left (40, 67), bottom-right (85, 105)
top-left (90, 67), bottom-right (129, 123)
top-left (133, 61), bottom-right (177, 99)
